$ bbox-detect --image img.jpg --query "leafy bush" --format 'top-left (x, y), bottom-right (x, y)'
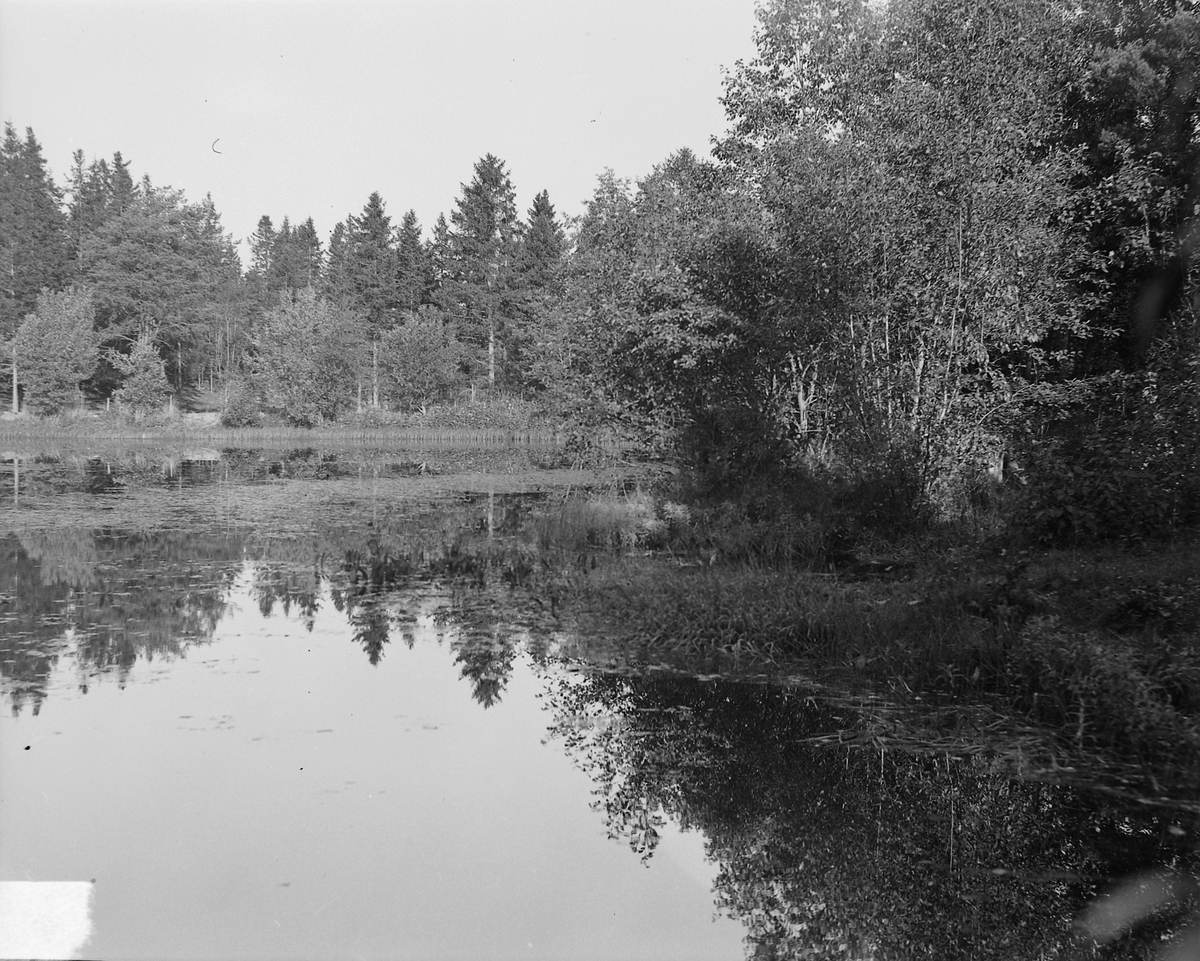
top-left (219, 384), bottom-right (261, 428)
top-left (107, 329), bottom-right (171, 420)
top-left (254, 289), bottom-right (364, 427)
top-left (1020, 372), bottom-right (1200, 544)
top-left (378, 307), bottom-right (466, 409)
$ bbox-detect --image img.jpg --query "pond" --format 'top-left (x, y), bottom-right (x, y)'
top-left (1, 445), bottom-right (1197, 960)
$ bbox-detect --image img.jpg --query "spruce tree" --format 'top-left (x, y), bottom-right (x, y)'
top-left (0, 125), bottom-right (71, 340)
top-left (248, 215), bottom-right (276, 279)
top-left (295, 217), bottom-right (323, 288)
top-left (13, 286), bottom-right (99, 414)
top-left (323, 220), bottom-right (353, 304)
top-left (395, 209), bottom-right (426, 312)
top-left (447, 155), bottom-right (522, 387)
top-left (267, 216), bottom-right (310, 293)
top-left (520, 190), bottom-right (566, 291)
top-left (347, 191), bottom-right (398, 338)
top-left (109, 152), bottom-right (134, 216)
top-left (425, 214), bottom-right (452, 293)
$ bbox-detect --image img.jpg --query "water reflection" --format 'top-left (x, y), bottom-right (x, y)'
top-left (2, 449), bottom-right (1199, 959)
top-left (542, 671), bottom-right (1200, 959)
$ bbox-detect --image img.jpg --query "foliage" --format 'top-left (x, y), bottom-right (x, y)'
top-left (567, 156), bottom-right (792, 477)
top-left (1004, 616), bottom-right (1200, 764)
top-left (253, 288), bottom-right (365, 426)
top-left (444, 154), bottom-right (524, 387)
top-left (65, 147), bottom-right (134, 268)
top-left (346, 191), bottom-right (399, 338)
top-left (12, 286), bottom-right (99, 414)
top-left (0, 125), bottom-right (71, 342)
top-left (377, 306), bottom-right (464, 409)
top-left (106, 328), bottom-right (171, 418)
top-left (219, 381), bottom-right (262, 428)
top-left (81, 183), bottom-right (243, 392)
top-left (1019, 366), bottom-right (1200, 544)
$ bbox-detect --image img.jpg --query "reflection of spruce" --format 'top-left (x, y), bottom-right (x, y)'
top-left (454, 640), bottom-right (515, 708)
top-left (351, 602), bottom-right (390, 666)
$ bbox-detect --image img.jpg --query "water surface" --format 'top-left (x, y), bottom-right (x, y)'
top-left (2, 446), bottom-right (1197, 960)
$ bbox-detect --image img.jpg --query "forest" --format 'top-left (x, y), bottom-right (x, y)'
top-left (2, 0), bottom-right (1198, 544)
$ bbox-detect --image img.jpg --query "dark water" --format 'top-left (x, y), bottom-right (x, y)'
top-left (1, 447), bottom-right (1197, 960)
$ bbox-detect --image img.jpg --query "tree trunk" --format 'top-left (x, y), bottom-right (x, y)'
top-left (10, 347), bottom-right (17, 415)
top-left (488, 310), bottom-right (496, 388)
top-left (372, 340), bottom-right (379, 409)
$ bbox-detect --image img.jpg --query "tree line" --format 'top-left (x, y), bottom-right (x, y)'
top-left (0, 136), bottom-right (567, 422)
top-left (3, 0), bottom-right (1198, 536)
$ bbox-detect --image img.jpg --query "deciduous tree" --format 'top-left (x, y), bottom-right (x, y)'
top-left (254, 288), bottom-right (365, 426)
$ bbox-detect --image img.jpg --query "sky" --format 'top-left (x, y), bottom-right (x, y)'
top-left (0, 0), bottom-right (761, 266)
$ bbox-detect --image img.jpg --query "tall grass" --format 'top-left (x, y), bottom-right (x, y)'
top-left (0, 420), bottom-right (565, 447)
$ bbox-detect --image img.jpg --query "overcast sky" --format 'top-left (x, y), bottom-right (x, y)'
top-left (0, 0), bottom-right (760, 265)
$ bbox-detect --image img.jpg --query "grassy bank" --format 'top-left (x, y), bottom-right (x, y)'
top-left (0, 398), bottom-right (568, 446)
top-left (536, 485), bottom-right (1200, 786)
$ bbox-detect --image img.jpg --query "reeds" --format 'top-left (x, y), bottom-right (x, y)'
top-left (0, 423), bottom-right (565, 447)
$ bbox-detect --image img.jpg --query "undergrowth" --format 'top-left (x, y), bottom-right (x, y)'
top-left (537, 481), bottom-right (1200, 778)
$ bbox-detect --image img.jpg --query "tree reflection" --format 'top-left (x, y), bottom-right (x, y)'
top-left (543, 670), bottom-right (1200, 959)
top-left (453, 637), bottom-right (516, 708)
top-left (351, 601), bottom-right (391, 666)
top-left (1, 530), bottom-right (244, 713)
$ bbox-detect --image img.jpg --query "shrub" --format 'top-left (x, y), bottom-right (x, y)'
top-left (107, 330), bottom-right (171, 421)
top-left (220, 384), bottom-right (262, 428)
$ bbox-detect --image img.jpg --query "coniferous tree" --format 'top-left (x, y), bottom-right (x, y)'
top-left (514, 190), bottom-right (569, 394)
top-left (64, 149), bottom-right (139, 274)
top-left (66, 152), bottom-right (109, 268)
top-left (323, 220), bottom-right (353, 304)
top-left (248, 215), bottom-right (276, 279)
top-left (295, 217), bottom-right (323, 288)
top-left (347, 192), bottom-right (399, 339)
top-left (195, 194), bottom-right (247, 391)
top-left (82, 183), bottom-right (241, 394)
top-left (0, 125), bottom-right (71, 341)
top-left (12, 286), bottom-right (99, 414)
top-left (425, 213), bottom-right (452, 298)
top-left (519, 190), bottom-right (566, 291)
top-left (108, 153), bottom-right (134, 216)
top-left (394, 210), bottom-right (426, 312)
top-left (266, 217), bottom-right (311, 293)
top-left (447, 155), bottom-right (522, 387)
top-left (346, 193), bottom-right (400, 408)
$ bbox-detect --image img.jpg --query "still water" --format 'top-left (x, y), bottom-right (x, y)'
top-left (1, 446), bottom-right (1197, 960)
